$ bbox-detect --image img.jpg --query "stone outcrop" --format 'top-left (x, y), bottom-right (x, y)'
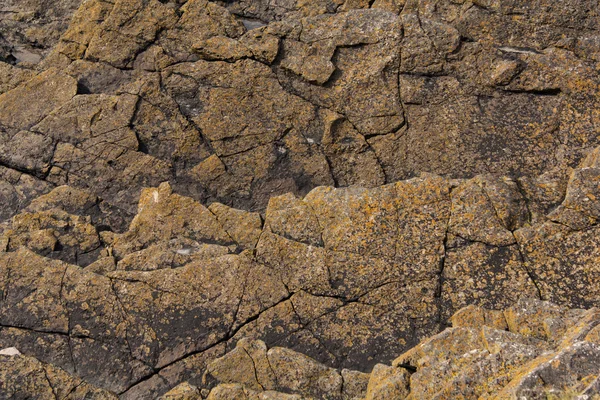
top-left (198, 299), bottom-right (600, 400)
top-left (0, 348), bottom-right (118, 399)
top-left (0, 0), bottom-right (83, 65)
top-left (370, 299), bottom-right (600, 400)
top-left (1, 146), bottom-right (599, 396)
top-left (0, 0), bottom-right (599, 215)
top-left (1, 0), bottom-right (600, 398)
top-left (3, 300), bottom-right (598, 399)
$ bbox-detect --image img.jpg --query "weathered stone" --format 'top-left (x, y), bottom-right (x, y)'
top-left (204, 339), bottom-right (363, 400)
top-left (0, 69), bottom-right (77, 130)
top-left (341, 369), bottom-right (370, 400)
top-left (4, 0), bottom-right (598, 215)
top-left (548, 147), bottom-right (600, 229)
top-left (160, 382), bottom-right (201, 400)
top-left (208, 202), bottom-right (263, 250)
top-left (387, 300), bottom-right (600, 399)
top-left (448, 178), bottom-right (516, 246)
top-left (276, 9), bottom-right (404, 136)
top-left (441, 241), bottom-right (540, 322)
top-left (85, 0), bottom-right (178, 69)
top-left (515, 222), bottom-right (600, 309)
top-left (0, 63), bottom-right (36, 94)
top-left (0, 351), bottom-right (118, 399)
top-left (204, 339), bottom-right (277, 391)
top-left (155, 300), bottom-right (600, 399)
top-left (0, 161), bottom-right (597, 396)
top-left (0, 166), bottom-right (54, 223)
top-left (495, 341), bottom-right (600, 399)
top-left (1, 0), bottom-right (600, 397)
top-left (159, 0), bottom-right (246, 64)
top-left (264, 192), bottom-right (323, 246)
top-left (0, 245), bottom-right (290, 393)
top-left (0, 0), bottom-right (82, 65)
top-left (116, 240), bottom-right (230, 271)
top-left (364, 364), bottom-right (410, 400)
top-left (3, 208), bottom-right (102, 266)
top-left (111, 182), bottom-right (234, 258)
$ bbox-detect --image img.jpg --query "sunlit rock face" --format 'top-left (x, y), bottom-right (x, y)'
top-left (0, 0), bottom-right (599, 398)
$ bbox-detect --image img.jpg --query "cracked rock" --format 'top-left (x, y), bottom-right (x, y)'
top-left (1, 0), bottom-right (600, 398)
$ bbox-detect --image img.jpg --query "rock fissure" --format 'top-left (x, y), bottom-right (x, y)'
top-left (1, 0), bottom-right (600, 398)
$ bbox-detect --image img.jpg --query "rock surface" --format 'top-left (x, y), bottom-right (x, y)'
top-left (3, 300), bottom-right (598, 399)
top-left (1, 0), bottom-right (599, 215)
top-left (0, 149), bottom-right (599, 396)
top-left (0, 0), bottom-right (599, 398)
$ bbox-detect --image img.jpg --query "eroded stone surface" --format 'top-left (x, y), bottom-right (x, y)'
top-left (0, 147), bottom-right (598, 396)
top-left (1, 0), bottom-right (600, 398)
top-left (386, 299), bottom-right (600, 399)
top-left (5, 300), bottom-right (595, 399)
top-left (1, 0), bottom-right (599, 217)
top-left (0, 351), bottom-right (118, 399)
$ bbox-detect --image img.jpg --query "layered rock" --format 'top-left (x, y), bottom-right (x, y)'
top-left (1, 0), bottom-right (600, 398)
top-left (3, 300), bottom-right (598, 399)
top-left (1, 0), bottom-right (599, 217)
top-left (1, 144), bottom-right (599, 396)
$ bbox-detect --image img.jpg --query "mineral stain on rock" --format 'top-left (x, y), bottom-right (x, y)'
top-left (0, 0), bottom-right (599, 398)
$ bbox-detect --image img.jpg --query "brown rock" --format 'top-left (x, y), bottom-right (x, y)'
top-left (0, 166), bottom-right (53, 222)
top-left (208, 202), bottom-right (263, 250)
top-left (1, 1), bottom-right (600, 397)
top-left (204, 339), bottom-right (362, 400)
top-left (112, 182), bottom-right (233, 257)
top-left (0, 351), bottom-right (118, 399)
top-left (364, 364), bottom-right (410, 400)
top-left (160, 382), bottom-right (201, 400)
top-left (0, 63), bottom-right (36, 94)
top-left (0, 69), bottom-right (77, 130)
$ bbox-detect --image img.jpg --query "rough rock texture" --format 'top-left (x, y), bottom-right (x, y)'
top-left (0, 0), bottom-right (83, 65)
top-left (380, 299), bottom-right (600, 400)
top-left (1, 147), bottom-right (599, 396)
top-left (1, 0), bottom-right (600, 398)
top-left (1, 0), bottom-right (600, 215)
top-left (3, 300), bottom-right (598, 399)
top-left (0, 349), bottom-right (117, 399)
top-left (198, 299), bottom-right (600, 400)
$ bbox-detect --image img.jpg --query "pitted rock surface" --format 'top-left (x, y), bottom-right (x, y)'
top-left (1, 147), bottom-right (599, 396)
top-left (0, 0), bottom-right (599, 215)
top-left (3, 300), bottom-right (598, 399)
top-left (1, 0), bottom-right (600, 398)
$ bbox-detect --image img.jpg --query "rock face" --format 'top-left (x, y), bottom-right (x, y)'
top-left (1, 349), bottom-right (118, 399)
top-left (1, 0), bottom-right (599, 214)
top-left (197, 299), bottom-right (600, 400)
top-left (3, 299), bottom-right (599, 399)
top-left (1, 151), bottom-right (599, 397)
top-left (0, 0), bottom-right (83, 65)
top-left (375, 299), bottom-right (600, 400)
top-left (0, 0), bottom-right (599, 398)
